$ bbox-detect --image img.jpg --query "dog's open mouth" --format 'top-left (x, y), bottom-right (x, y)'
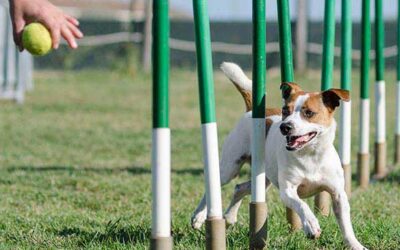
top-left (286, 132), bottom-right (317, 151)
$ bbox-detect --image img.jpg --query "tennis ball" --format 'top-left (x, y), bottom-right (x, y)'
top-left (22, 23), bottom-right (52, 56)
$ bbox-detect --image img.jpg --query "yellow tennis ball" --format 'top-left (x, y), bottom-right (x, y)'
top-left (22, 23), bottom-right (52, 56)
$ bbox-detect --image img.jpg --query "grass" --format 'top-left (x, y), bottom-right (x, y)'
top-left (0, 67), bottom-right (399, 249)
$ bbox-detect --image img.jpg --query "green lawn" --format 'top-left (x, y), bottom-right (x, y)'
top-left (0, 68), bottom-right (399, 249)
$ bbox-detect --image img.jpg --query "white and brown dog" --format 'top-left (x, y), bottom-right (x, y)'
top-left (191, 62), bottom-right (366, 250)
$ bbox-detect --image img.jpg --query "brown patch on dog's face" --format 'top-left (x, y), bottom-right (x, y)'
top-left (321, 89), bottom-right (350, 112)
top-left (280, 82), bottom-right (305, 120)
top-left (280, 86), bottom-right (350, 126)
top-left (280, 82), bottom-right (303, 100)
top-left (301, 93), bottom-right (334, 126)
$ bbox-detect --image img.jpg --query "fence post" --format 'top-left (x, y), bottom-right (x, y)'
top-left (0, 4), bottom-right (6, 94)
top-left (295, 0), bottom-right (308, 72)
top-left (142, 0), bottom-right (152, 72)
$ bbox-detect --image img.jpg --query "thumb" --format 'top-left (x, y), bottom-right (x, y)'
top-left (12, 17), bottom-right (25, 51)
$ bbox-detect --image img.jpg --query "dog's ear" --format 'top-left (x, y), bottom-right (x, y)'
top-left (322, 89), bottom-right (350, 111)
top-left (280, 82), bottom-right (302, 100)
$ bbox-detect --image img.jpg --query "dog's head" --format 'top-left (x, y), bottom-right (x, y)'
top-left (279, 82), bottom-right (349, 151)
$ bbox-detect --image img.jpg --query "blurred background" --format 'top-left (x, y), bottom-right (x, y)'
top-left (1, 1), bottom-right (400, 248)
top-left (33, 0), bottom-right (400, 70)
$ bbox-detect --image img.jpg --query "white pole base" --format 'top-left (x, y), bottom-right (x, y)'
top-left (151, 128), bottom-right (171, 238)
top-left (251, 118), bottom-right (266, 203)
top-left (201, 122), bottom-right (223, 219)
top-left (359, 99), bottom-right (370, 154)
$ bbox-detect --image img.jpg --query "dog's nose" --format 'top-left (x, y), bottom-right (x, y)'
top-left (280, 122), bottom-right (293, 135)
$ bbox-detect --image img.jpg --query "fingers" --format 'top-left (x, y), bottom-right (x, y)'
top-left (66, 22), bottom-right (83, 39)
top-left (44, 20), bottom-right (61, 49)
top-left (61, 26), bottom-right (77, 49)
top-left (65, 14), bottom-right (79, 26)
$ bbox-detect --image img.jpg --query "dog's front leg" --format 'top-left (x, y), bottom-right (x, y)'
top-left (279, 183), bottom-right (321, 238)
top-left (191, 195), bottom-right (207, 229)
top-left (331, 190), bottom-right (367, 250)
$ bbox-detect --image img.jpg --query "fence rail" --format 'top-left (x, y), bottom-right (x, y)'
top-left (66, 31), bottom-right (399, 60)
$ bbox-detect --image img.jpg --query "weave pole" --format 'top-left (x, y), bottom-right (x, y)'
top-left (277, 0), bottom-right (301, 231)
top-left (396, 0), bottom-right (400, 165)
top-left (339, 0), bottom-right (352, 196)
top-left (150, 0), bottom-right (173, 249)
top-left (249, 0), bottom-right (267, 249)
top-left (374, 0), bottom-right (387, 178)
top-left (357, 0), bottom-right (371, 188)
top-left (315, 0), bottom-right (335, 216)
top-left (192, 1), bottom-right (226, 249)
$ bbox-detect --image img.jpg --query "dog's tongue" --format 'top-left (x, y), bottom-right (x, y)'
top-left (288, 134), bottom-right (311, 147)
top-left (296, 134), bottom-right (311, 142)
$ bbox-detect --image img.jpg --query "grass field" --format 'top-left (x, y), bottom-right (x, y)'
top-left (1, 68), bottom-right (400, 249)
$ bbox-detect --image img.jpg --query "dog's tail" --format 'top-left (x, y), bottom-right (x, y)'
top-left (220, 62), bottom-right (252, 112)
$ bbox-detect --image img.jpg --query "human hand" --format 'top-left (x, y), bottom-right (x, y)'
top-left (8, 0), bottom-right (83, 51)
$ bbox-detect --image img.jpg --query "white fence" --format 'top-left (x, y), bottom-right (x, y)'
top-left (67, 31), bottom-right (398, 60)
top-left (0, 3), bottom-right (34, 104)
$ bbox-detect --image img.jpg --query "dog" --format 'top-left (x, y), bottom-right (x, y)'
top-left (191, 62), bottom-right (366, 250)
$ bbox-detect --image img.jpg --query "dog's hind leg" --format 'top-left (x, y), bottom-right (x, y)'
top-left (191, 150), bottom-right (248, 229)
top-left (191, 116), bottom-right (251, 229)
top-left (224, 179), bottom-right (271, 225)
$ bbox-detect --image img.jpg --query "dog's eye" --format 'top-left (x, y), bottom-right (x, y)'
top-left (282, 107), bottom-right (290, 116)
top-left (304, 109), bottom-right (315, 118)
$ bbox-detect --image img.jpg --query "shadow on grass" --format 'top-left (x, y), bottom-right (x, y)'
top-left (57, 218), bottom-right (199, 247)
top-left (58, 218), bottom-right (151, 246)
top-left (7, 165), bottom-right (204, 176)
top-left (386, 169), bottom-right (400, 184)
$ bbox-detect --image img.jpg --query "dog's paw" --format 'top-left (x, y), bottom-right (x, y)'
top-left (191, 211), bottom-right (206, 230)
top-left (224, 212), bottom-right (238, 226)
top-left (348, 240), bottom-right (368, 250)
top-left (302, 216), bottom-right (321, 239)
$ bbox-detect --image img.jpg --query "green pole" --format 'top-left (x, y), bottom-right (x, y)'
top-left (250, 1), bottom-right (267, 249)
top-left (398, 0), bottom-right (400, 82)
top-left (374, 0), bottom-right (387, 178)
top-left (277, 0), bottom-right (294, 82)
top-left (321, 0), bottom-right (335, 91)
top-left (315, 0), bottom-right (335, 216)
top-left (360, 0), bottom-right (370, 100)
top-left (358, 0), bottom-right (371, 188)
top-left (360, 1), bottom-right (370, 100)
top-left (151, 1), bottom-right (173, 249)
top-left (252, 0), bottom-right (266, 119)
top-left (375, 0), bottom-right (384, 81)
top-left (152, 0), bottom-right (169, 128)
top-left (341, 0), bottom-right (351, 91)
top-left (339, 0), bottom-right (352, 196)
top-left (193, 0), bottom-right (216, 124)
top-left (277, 0), bottom-right (301, 231)
top-left (395, 0), bottom-right (400, 164)
top-left (193, 1), bottom-right (226, 249)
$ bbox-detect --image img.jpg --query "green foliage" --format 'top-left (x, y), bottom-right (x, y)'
top-left (0, 69), bottom-right (399, 248)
